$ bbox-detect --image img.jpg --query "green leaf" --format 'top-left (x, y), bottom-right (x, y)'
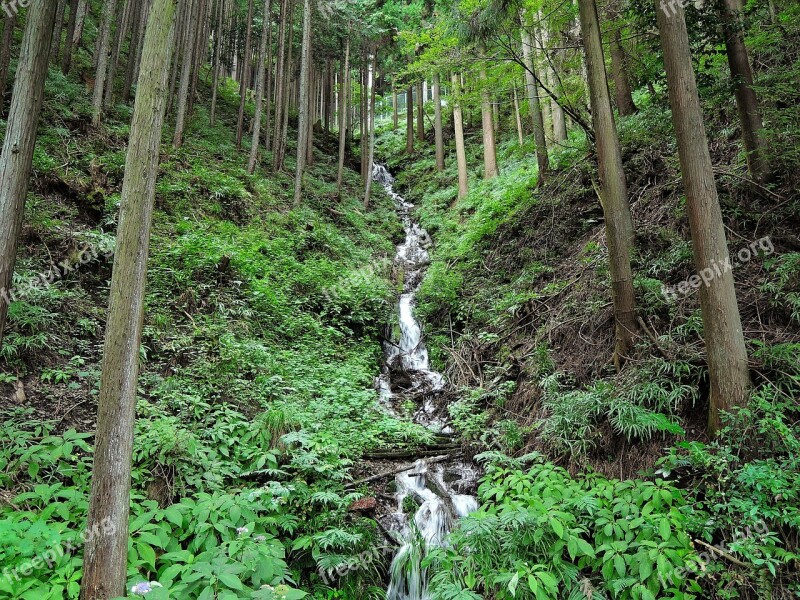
top-left (548, 517), bottom-right (564, 539)
top-left (137, 543), bottom-right (156, 569)
top-left (164, 506), bottom-right (183, 527)
top-left (614, 554), bottom-right (626, 578)
top-left (576, 539), bottom-right (596, 558)
top-left (218, 572), bottom-right (244, 590)
top-left (659, 518), bottom-right (671, 541)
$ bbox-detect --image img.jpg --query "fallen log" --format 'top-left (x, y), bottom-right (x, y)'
top-left (346, 454), bottom-right (454, 489)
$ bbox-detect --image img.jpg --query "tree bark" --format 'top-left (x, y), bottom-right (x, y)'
top-left (610, 26), bottom-right (637, 116)
top-left (173, 0), bottom-right (198, 147)
top-left (451, 72), bottom-right (468, 201)
top-left (0, 0), bottom-right (56, 355)
top-left (293, 0), bottom-right (311, 205)
top-left (51, 0), bottom-right (68, 62)
top-left (656, 0), bottom-right (750, 433)
top-left (336, 35), bottom-right (350, 195)
top-left (521, 22), bottom-right (549, 181)
top-left (210, 0), bottom-right (225, 125)
top-left (187, 0), bottom-right (210, 118)
top-left (364, 47), bottom-right (377, 208)
top-left (406, 84), bottom-right (413, 154)
top-left (578, 0), bottom-right (638, 368)
top-left (236, 0), bottom-right (255, 148)
top-left (248, 0), bottom-right (271, 173)
top-left (262, 1), bottom-right (274, 149)
top-left (80, 2), bottom-right (176, 597)
top-left (122, 0), bottom-right (147, 102)
top-left (103, 0), bottom-right (132, 110)
top-left (718, 0), bottom-right (769, 182)
top-left (479, 55), bottom-right (499, 179)
top-left (0, 12), bottom-right (15, 117)
top-left (416, 79), bottom-right (424, 141)
top-left (60, 0), bottom-right (80, 75)
top-left (433, 72), bottom-right (444, 171)
top-left (92, 0), bottom-right (118, 126)
top-left (513, 86), bottom-right (524, 146)
top-left (271, 0), bottom-right (289, 170)
top-left (276, 0), bottom-right (294, 172)
top-left (392, 87), bottom-right (398, 130)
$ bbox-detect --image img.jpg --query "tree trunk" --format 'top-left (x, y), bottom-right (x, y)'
top-left (336, 35), bottom-right (350, 195)
top-left (210, 0), bottom-right (225, 125)
top-left (479, 56), bottom-right (499, 179)
top-left (610, 27), bottom-right (637, 116)
top-left (271, 0), bottom-right (289, 170)
top-left (173, 0), bottom-right (198, 147)
top-left (578, 0), bottom-right (638, 368)
top-left (392, 87), bottom-right (398, 130)
top-left (103, 0), bottom-right (131, 110)
top-left (293, 0), bottom-right (311, 205)
top-left (305, 51), bottom-right (314, 167)
top-left (416, 79), bottom-right (424, 141)
top-left (718, 0), bottom-right (770, 182)
top-left (73, 0), bottom-right (88, 49)
top-left (364, 47), bottom-right (377, 208)
top-left (0, 0), bottom-right (57, 355)
top-left (60, 0), bottom-right (80, 74)
top-left (0, 12), bottom-right (15, 117)
top-left (248, 0), bottom-right (271, 173)
top-left (187, 0), bottom-right (210, 118)
top-left (81, 3), bottom-right (176, 597)
top-left (451, 72), bottom-right (468, 201)
top-left (433, 72), bottom-right (444, 171)
top-left (406, 84), bottom-right (413, 154)
top-left (236, 0), bottom-right (255, 148)
top-left (550, 33), bottom-right (568, 142)
top-left (122, 0), bottom-right (147, 102)
top-left (520, 22), bottom-right (549, 181)
top-left (656, 0), bottom-right (750, 433)
top-left (92, 0), bottom-right (117, 126)
top-left (262, 2), bottom-right (274, 149)
top-left (51, 0), bottom-right (68, 62)
top-left (513, 86), bottom-right (524, 146)
top-left (276, 0), bottom-right (294, 172)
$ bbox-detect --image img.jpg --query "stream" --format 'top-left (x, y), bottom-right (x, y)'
top-left (372, 165), bottom-right (478, 600)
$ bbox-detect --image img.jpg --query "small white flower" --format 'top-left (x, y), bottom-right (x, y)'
top-left (236, 526), bottom-right (249, 535)
top-left (254, 535), bottom-right (267, 542)
top-left (131, 581), bottom-right (163, 595)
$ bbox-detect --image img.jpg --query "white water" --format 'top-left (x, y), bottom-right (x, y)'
top-left (372, 165), bottom-right (477, 600)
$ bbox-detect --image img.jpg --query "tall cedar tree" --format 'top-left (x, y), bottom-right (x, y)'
top-left (81, 0), bottom-right (177, 596)
top-left (655, 0), bottom-right (751, 433)
top-left (0, 0), bottom-right (57, 353)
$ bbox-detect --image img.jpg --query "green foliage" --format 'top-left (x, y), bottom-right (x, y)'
top-left (656, 384), bottom-right (800, 597)
top-left (537, 358), bottom-right (692, 459)
top-left (428, 455), bottom-right (698, 600)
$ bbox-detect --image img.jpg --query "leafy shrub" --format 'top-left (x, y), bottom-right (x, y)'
top-left (428, 454), bottom-right (698, 600)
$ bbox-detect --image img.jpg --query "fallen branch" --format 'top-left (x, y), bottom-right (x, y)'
top-left (693, 539), bottom-right (750, 568)
top-left (364, 448), bottom-right (457, 460)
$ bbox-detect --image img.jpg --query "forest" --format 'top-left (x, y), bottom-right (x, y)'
top-left (0, 0), bottom-right (798, 598)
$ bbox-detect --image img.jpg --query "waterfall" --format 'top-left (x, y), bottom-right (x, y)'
top-left (372, 164), bottom-right (477, 600)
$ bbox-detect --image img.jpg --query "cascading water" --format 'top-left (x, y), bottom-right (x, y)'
top-left (372, 164), bottom-right (478, 600)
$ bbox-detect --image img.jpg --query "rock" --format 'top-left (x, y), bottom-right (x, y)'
top-left (13, 381), bottom-right (25, 404)
top-left (348, 497), bottom-right (377, 513)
